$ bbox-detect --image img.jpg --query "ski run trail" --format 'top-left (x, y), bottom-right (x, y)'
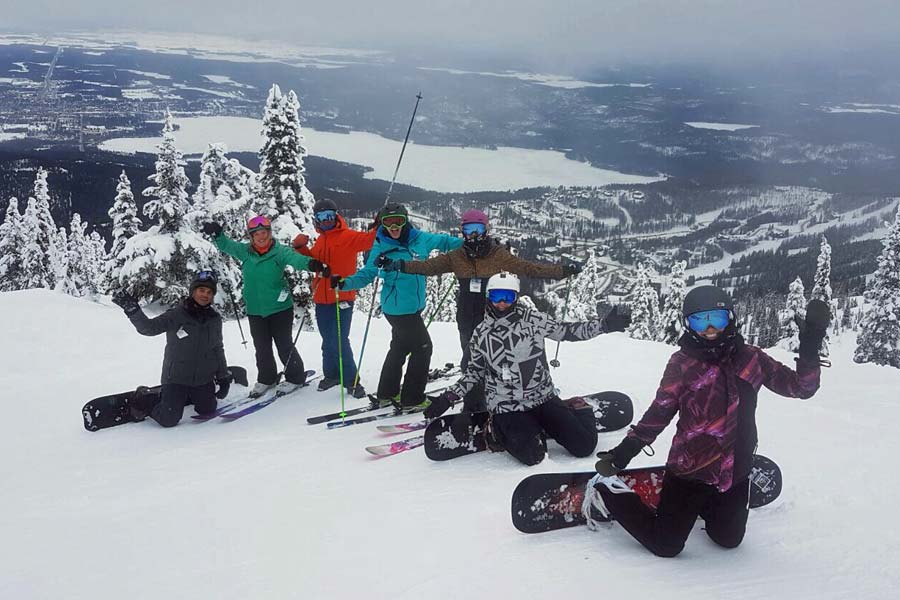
top-left (2, 289), bottom-right (898, 599)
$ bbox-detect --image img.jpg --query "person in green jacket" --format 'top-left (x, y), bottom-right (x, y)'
top-left (203, 216), bottom-right (328, 398)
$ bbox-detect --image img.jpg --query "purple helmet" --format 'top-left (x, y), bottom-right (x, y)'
top-left (461, 209), bottom-right (489, 226)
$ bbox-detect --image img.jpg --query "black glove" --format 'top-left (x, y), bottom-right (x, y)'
top-left (308, 259), bottom-right (329, 275)
top-left (797, 298), bottom-right (831, 362)
top-left (112, 292), bottom-right (140, 315)
top-left (423, 390), bottom-right (460, 419)
top-left (561, 262), bottom-right (583, 277)
top-left (329, 275), bottom-right (345, 289)
top-left (601, 305), bottom-right (632, 333)
top-left (215, 375), bottom-right (232, 400)
top-left (450, 410), bottom-right (474, 441)
top-left (201, 222), bottom-right (223, 237)
top-left (595, 437), bottom-right (644, 476)
top-left (375, 255), bottom-right (403, 272)
top-left (367, 217), bottom-right (380, 231)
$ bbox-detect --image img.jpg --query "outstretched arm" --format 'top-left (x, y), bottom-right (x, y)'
top-left (213, 233), bottom-right (251, 262)
top-left (543, 313), bottom-right (607, 342)
top-left (498, 247), bottom-right (566, 279)
top-left (400, 251), bottom-right (454, 276)
top-left (341, 243), bottom-right (382, 290)
top-left (127, 307), bottom-right (180, 337)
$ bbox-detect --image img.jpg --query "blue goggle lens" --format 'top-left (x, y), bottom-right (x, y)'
top-left (487, 289), bottom-right (517, 304)
top-left (196, 270), bottom-right (217, 282)
top-left (687, 309), bottom-right (730, 332)
top-left (315, 210), bottom-right (337, 222)
top-left (462, 223), bottom-right (486, 236)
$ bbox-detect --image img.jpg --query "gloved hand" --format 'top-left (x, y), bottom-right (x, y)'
top-left (292, 233), bottom-right (309, 249)
top-left (215, 374), bottom-right (232, 400)
top-left (423, 390), bottom-right (460, 419)
top-left (308, 259), bottom-right (329, 275)
top-left (112, 292), bottom-right (140, 315)
top-left (375, 255), bottom-right (403, 272)
top-left (601, 305), bottom-right (632, 333)
top-left (595, 437), bottom-right (644, 476)
top-left (201, 222), bottom-right (223, 237)
top-left (329, 275), bottom-right (345, 290)
top-left (367, 216), bottom-right (380, 231)
top-left (797, 298), bottom-right (831, 362)
top-left (561, 262), bottom-right (583, 277)
top-left (450, 410), bottom-right (474, 441)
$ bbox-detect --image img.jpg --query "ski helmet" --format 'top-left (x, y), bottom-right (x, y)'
top-left (313, 198), bottom-right (338, 213)
top-left (378, 203), bottom-right (408, 221)
top-left (461, 209), bottom-right (491, 258)
top-left (247, 214), bottom-right (271, 234)
top-left (486, 271), bottom-right (521, 294)
top-left (461, 209), bottom-right (489, 227)
top-left (190, 270), bottom-right (218, 295)
top-left (485, 272), bottom-right (520, 316)
top-left (681, 285), bottom-right (736, 340)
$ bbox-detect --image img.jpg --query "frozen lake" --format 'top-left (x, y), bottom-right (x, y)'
top-left (99, 116), bottom-right (664, 193)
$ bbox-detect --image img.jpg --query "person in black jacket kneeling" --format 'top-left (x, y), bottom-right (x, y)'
top-left (112, 271), bottom-right (232, 427)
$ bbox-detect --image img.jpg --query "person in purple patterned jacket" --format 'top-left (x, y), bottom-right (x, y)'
top-left (591, 285), bottom-right (830, 557)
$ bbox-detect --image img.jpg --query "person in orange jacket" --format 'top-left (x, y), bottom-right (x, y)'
top-left (293, 199), bottom-right (377, 398)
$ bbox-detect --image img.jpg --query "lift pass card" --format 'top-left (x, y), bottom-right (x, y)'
top-left (469, 278), bottom-right (483, 293)
top-left (176, 327), bottom-right (189, 339)
top-left (277, 290), bottom-right (289, 302)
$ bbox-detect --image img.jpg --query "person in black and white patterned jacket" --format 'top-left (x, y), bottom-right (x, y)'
top-left (424, 272), bottom-right (632, 465)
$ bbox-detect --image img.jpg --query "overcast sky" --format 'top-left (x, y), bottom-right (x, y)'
top-left (5, 0), bottom-right (900, 70)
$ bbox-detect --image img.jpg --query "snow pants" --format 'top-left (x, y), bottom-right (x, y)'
top-left (248, 308), bottom-right (306, 385)
top-left (598, 471), bottom-right (750, 557)
top-left (315, 301), bottom-right (357, 383)
top-left (379, 312), bottom-right (432, 407)
top-left (458, 322), bottom-right (486, 412)
top-left (152, 382), bottom-right (216, 428)
top-left (491, 397), bottom-right (598, 466)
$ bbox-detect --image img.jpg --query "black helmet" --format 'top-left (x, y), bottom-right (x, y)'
top-left (190, 270), bottom-right (218, 295)
top-left (682, 285), bottom-right (733, 317)
top-left (313, 198), bottom-right (338, 213)
top-left (378, 203), bottom-right (408, 219)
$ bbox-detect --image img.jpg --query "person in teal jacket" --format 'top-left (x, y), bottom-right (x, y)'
top-left (335, 203), bottom-right (462, 410)
top-left (203, 216), bottom-right (328, 398)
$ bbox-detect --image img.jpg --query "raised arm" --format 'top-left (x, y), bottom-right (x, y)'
top-left (127, 307), bottom-right (181, 337)
top-left (213, 232), bottom-right (251, 262)
top-left (497, 247), bottom-right (566, 279)
top-left (758, 350), bottom-right (821, 399)
top-left (401, 251), bottom-right (454, 276)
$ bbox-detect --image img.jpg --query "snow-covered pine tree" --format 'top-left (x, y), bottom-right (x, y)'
top-left (59, 213), bottom-right (89, 297)
top-left (116, 114), bottom-right (220, 304)
top-left (103, 170), bottom-right (142, 294)
top-left (86, 230), bottom-right (106, 296)
top-left (565, 249), bottom-right (605, 321)
top-left (256, 85), bottom-right (317, 315)
top-left (854, 208), bottom-right (900, 368)
top-left (626, 263), bottom-right (659, 341)
top-left (810, 236), bottom-right (833, 356)
top-left (0, 197), bottom-right (26, 291)
top-left (780, 276), bottom-right (806, 352)
top-left (424, 272), bottom-right (457, 323)
top-left (19, 169), bottom-right (61, 289)
top-left (658, 260), bottom-right (687, 345)
top-left (352, 253), bottom-right (380, 316)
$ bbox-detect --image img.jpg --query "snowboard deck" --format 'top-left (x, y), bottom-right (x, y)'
top-left (423, 391), bottom-right (634, 461)
top-left (510, 454), bottom-right (783, 534)
top-left (82, 366), bottom-right (248, 432)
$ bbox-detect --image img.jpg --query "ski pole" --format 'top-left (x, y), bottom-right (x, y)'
top-left (335, 286), bottom-right (347, 418)
top-left (384, 92), bottom-right (423, 204)
top-left (224, 282), bottom-right (248, 348)
top-left (550, 277), bottom-right (573, 368)
top-left (281, 309), bottom-right (309, 377)
top-left (352, 276), bottom-right (379, 390)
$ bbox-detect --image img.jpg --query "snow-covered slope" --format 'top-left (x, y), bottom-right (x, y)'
top-left (2, 290), bottom-right (898, 599)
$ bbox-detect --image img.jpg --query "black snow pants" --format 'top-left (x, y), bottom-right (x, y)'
top-left (248, 308), bottom-right (306, 385)
top-left (152, 382), bottom-right (216, 427)
top-left (379, 312), bottom-right (433, 407)
top-left (598, 471), bottom-right (750, 557)
top-left (491, 397), bottom-right (598, 466)
top-left (456, 285), bottom-right (487, 411)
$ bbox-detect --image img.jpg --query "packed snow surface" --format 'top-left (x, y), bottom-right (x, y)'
top-left (2, 289), bottom-right (898, 599)
top-left (685, 122), bottom-right (759, 131)
top-left (99, 116), bottom-right (662, 192)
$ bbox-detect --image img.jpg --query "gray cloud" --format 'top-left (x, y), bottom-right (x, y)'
top-left (5, 0), bottom-right (900, 70)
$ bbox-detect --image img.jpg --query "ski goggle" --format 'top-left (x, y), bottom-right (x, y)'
top-left (487, 289), bottom-right (517, 304)
top-left (381, 214), bottom-right (407, 230)
top-left (686, 309), bottom-right (730, 332)
top-left (247, 215), bottom-right (271, 232)
top-left (195, 270), bottom-right (217, 283)
top-left (461, 223), bottom-right (486, 237)
top-left (315, 210), bottom-right (337, 223)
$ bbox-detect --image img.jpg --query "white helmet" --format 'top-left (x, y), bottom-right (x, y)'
top-left (486, 271), bottom-right (520, 293)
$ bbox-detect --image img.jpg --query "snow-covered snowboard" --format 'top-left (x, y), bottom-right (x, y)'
top-left (423, 391), bottom-right (634, 461)
top-left (510, 454), bottom-right (782, 534)
top-left (81, 366), bottom-right (248, 432)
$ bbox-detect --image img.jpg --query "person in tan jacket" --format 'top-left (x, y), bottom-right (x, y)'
top-left (375, 209), bottom-right (579, 410)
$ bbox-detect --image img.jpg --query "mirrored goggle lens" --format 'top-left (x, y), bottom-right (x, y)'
top-left (381, 215), bottom-right (407, 229)
top-left (196, 270), bottom-right (217, 282)
top-left (315, 210), bottom-right (337, 222)
top-left (687, 309), bottom-right (730, 332)
top-left (248, 216), bottom-right (271, 229)
top-left (487, 289), bottom-right (517, 304)
top-left (462, 223), bottom-right (486, 236)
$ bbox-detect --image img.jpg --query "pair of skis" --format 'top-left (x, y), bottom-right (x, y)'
top-left (192, 370), bottom-right (320, 422)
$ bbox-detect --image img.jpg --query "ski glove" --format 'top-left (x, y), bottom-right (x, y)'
top-left (201, 222), bottom-right (223, 237)
top-left (308, 259), bottom-right (331, 278)
top-left (450, 410), bottom-right (474, 441)
top-left (112, 292), bottom-right (141, 316)
top-left (215, 375), bottom-right (232, 400)
top-left (602, 305), bottom-right (632, 333)
top-left (423, 390), bottom-right (460, 419)
top-left (375, 255), bottom-right (404, 272)
top-left (329, 275), bottom-right (346, 290)
top-left (797, 298), bottom-right (831, 362)
top-left (292, 233), bottom-right (309, 249)
top-left (561, 262), bottom-right (583, 277)
top-left (595, 436), bottom-right (644, 475)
